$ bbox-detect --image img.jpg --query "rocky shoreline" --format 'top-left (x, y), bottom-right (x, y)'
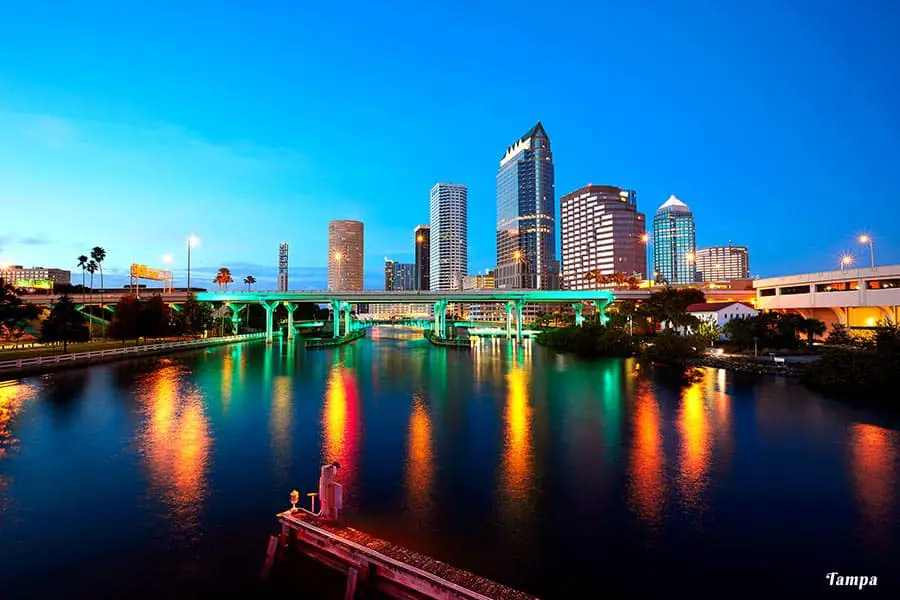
top-left (687, 355), bottom-right (807, 377)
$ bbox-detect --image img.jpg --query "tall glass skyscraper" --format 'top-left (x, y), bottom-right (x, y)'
top-left (652, 195), bottom-right (696, 285)
top-left (429, 183), bottom-right (468, 290)
top-left (495, 121), bottom-right (559, 290)
top-left (328, 220), bottom-right (364, 291)
top-left (413, 224), bottom-right (430, 290)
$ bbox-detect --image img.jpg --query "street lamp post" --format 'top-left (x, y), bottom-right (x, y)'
top-left (187, 235), bottom-right (199, 291)
top-left (859, 235), bottom-right (875, 270)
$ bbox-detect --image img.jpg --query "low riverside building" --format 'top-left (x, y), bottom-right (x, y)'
top-left (686, 301), bottom-right (759, 329)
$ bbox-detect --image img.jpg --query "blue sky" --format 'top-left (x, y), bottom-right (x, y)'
top-left (1, 0), bottom-right (898, 289)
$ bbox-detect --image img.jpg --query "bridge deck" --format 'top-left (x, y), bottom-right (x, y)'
top-left (276, 510), bottom-right (536, 600)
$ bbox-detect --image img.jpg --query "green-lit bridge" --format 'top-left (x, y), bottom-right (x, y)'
top-left (197, 289), bottom-right (614, 342)
top-left (23, 289), bottom-right (615, 342)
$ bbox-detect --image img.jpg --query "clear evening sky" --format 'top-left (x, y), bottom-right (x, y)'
top-left (1, 1), bottom-right (898, 289)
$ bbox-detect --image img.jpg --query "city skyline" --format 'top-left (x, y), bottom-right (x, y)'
top-left (1, 3), bottom-right (898, 288)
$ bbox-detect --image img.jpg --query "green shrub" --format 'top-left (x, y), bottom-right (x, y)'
top-left (535, 323), bottom-right (639, 357)
top-left (640, 330), bottom-right (701, 364)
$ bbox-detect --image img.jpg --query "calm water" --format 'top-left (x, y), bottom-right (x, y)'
top-left (1, 328), bottom-right (899, 598)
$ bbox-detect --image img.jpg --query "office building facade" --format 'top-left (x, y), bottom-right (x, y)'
top-left (278, 242), bottom-right (289, 292)
top-left (495, 121), bottom-right (559, 290)
top-left (384, 258), bottom-right (415, 291)
top-left (653, 195), bottom-right (696, 285)
top-left (695, 244), bottom-right (749, 282)
top-left (414, 224), bottom-right (430, 291)
top-left (0, 265), bottom-right (71, 290)
top-left (328, 220), bottom-right (364, 291)
top-left (429, 183), bottom-right (468, 291)
top-left (560, 184), bottom-right (647, 290)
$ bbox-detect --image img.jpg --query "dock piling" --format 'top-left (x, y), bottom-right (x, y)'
top-left (344, 566), bottom-right (359, 600)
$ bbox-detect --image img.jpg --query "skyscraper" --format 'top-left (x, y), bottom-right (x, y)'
top-left (495, 121), bottom-right (559, 290)
top-left (278, 242), bottom-right (289, 292)
top-left (414, 224), bottom-right (430, 291)
top-left (653, 195), bottom-right (696, 285)
top-left (560, 184), bottom-right (647, 290)
top-left (429, 183), bottom-right (467, 290)
top-left (695, 244), bottom-right (749, 282)
top-left (328, 220), bottom-right (364, 291)
top-left (384, 258), bottom-right (415, 291)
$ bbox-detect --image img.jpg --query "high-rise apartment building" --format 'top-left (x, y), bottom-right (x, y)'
top-left (429, 183), bottom-right (467, 291)
top-left (653, 195), bottom-right (696, 285)
top-left (414, 224), bottom-right (430, 291)
top-left (495, 121), bottom-right (559, 290)
top-left (328, 220), bottom-right (364, 291)
top-left (560, 184), bottom-right (647, 290)
top-left (462, 271), bottom-right (495, 290)
top-left (384, 258), bottom-right (415, 291)
top-left (695, 244), bottom-right (749, 282)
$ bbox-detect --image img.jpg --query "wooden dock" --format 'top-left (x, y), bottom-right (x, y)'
top-left (266, 509), bottom-right (537, 600)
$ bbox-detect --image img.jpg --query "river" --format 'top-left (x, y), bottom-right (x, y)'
top-left (1, 327), bottom-right (898, 598)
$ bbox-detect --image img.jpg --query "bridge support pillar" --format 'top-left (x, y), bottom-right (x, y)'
top-left (227, 303), bottom-right (247, 335)
top-left (330, 300), bottom-right (342, 337)
top-left (505, 302), bottom-right (514, 339)
top-left (281, 302), bottom-right (295, 340)
top-left (432, 300), bottom-right (448, 338)
top-left (598, 300), bottom-right (610, 326)
top-left (515, 300), bottom-right (524, 343)
top-left (260, 300), bottom-right (276, 343)
top-left (344, 302), bottom-right (352, 334)
top-left (573, 302), bottom-right (584, 327)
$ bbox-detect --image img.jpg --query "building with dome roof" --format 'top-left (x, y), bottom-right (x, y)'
top-left (653, 195), bottom-right (697, 284)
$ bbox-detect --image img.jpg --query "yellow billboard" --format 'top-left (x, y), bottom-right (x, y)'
top-left (130, 264), bottom-right (169, 281)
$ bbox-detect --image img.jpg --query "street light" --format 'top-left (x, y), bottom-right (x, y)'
top-left (858, 234), bottom-right (875, 270)
top-left (187, 235), bottom-right (199, 291)
top-left (840, 254), bottom-right (853, 271)
top-left (334, 251), bottom-right (343, 290)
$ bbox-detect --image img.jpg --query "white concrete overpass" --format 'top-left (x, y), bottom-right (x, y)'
top-left (754, 264), bottom-right (900, 327)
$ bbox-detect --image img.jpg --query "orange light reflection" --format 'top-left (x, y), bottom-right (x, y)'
top-left (849, 423), bottom-right (898, 542)
top-left (405, 394), bottom-right (434, 520)
top-left (323, 365), bottom-right (360, 492)
top-left (678, 381), bottom-right (710, 511)
top-left (139, 366), bottom-right (210, 536)
top-left (629, 383), bottom-right (665, 525)
top-left (501, 364), bottom-right (533, 513)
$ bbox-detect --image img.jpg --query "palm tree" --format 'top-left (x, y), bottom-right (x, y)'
top-left (91, 246), bottom-right (106, 305)
top-left (213, 267), bottom-right (234, 291)
top-left (585, 270), bottom-right (610, 288)
top-left (86, 260), bottom-right (98, 340)
top-left (77, 255), bottom-right (88, 303)
top-left (244, 275), bottom-right (257, 291)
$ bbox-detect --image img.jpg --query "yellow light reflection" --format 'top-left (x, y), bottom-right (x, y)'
top-left (405, 394), bottom-right (434, 519)
top-left (629, 383), bottom-right (665, 525)
top-left (270, 375), bottom-right (292, 470)
top-left (678, 381), bottom-right (710, 511)
top-left (501, 364), bottom-right (533, 511)
top-left (139, 366), bottom-right (210, 534)
top-left (221, 352), bottom-right (233, 408)
top-left (323, 365), bottom-right (360, 490)
top-left (0, 381), bottom-right (38, 461)
top-left (849, 423), bottom-right (898, 541)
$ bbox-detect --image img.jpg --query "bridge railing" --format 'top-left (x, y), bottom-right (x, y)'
top-left (0, 332), bottom-right (272, 372)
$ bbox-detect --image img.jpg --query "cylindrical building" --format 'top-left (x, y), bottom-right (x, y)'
top-left (429, 183), bottom-right (468, 290)
top-left (328, 220), bottom-right (364, 291)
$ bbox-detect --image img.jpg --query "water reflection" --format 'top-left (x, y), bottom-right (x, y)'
top-left (405, 393), bottom-right (434, 522)
top-left (221, 351), bottom-right (233, 409)
top-left (270, 375), bottom-right (293, 476)
top-left (500, 358), bottom-right (534, 520)
top-left (323, 363), bottom-right (361, 494)
top-left (0, 381), bottom-right (39, 519)
top-left (628, 381), bottom-right (665, 526)
top-left (848, 423), bottom-right (898, 543)
top-left (677, 382), bottom-right (711, 513)
top-left (138, 365), bottom-right (211, 539)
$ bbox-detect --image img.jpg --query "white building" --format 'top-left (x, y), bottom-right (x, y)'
top-left (686, 301), bottom-right (759, 329)
top-left (0, 265), bottom-right (71, 290)
top-left (430, 182), bottom-right (468, 291)
top-left (695, 244), bottom-right (749, 282)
